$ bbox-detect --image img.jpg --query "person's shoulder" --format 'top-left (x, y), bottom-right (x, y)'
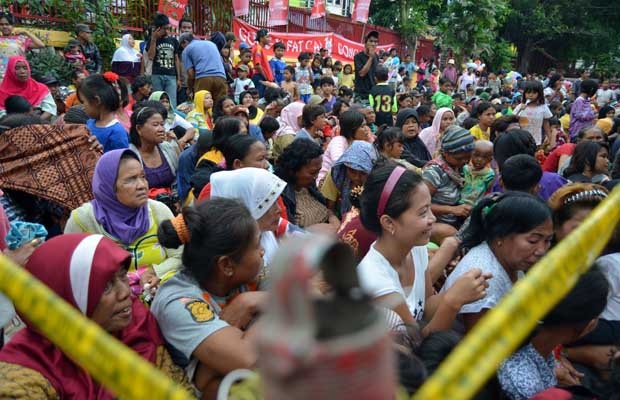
top-left (147, 198), bottom-right (174, 218)
top-left (0, 361), bottom-right (58, 399)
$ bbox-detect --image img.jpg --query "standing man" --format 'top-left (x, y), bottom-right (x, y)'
top-left (179, 33), bottom-right (227, 102)
top-left (354, 30), bottom-right (379, 105)
top-left (75, 24), bottom-right (102, 74)
top-left (572, 69), bottom-right (590, 100)
top-left (146, 14), bottom-right (181, 107)
top-left (176, 17), bottom-right (194, 105)
top-left (442, 58), bottom-right (458, 85)
top-left (251, 29), bottom-right (274, 98)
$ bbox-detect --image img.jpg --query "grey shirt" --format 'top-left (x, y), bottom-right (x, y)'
top-left (151, 272), bottom-right (229, 362)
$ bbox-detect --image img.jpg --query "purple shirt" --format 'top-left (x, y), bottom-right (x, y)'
top-left (491, 171), bottom-right (567, 201)
top-left (569, 96), bottom-right (596, 140)
top-left (442, 66), bottom-right (458, 84)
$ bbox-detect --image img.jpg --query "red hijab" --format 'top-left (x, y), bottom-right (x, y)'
top-left (0, 55), bottom-right (49, 109)
top-left (0, 234), bottom-right (164, 399)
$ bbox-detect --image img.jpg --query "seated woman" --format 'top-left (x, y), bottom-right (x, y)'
top-left (0, 56), bottom-right (56, 120)
top-left (210, 167), bottom-right (286, 269)
top-left (317, 110), bottom-right (369, 185)
top-left (0, 233), bottom-right (190, 398)
top-left (148, 91), bottom-right (196, 149)
top-left (357, 162), bottom-right (489, 336)
top-left (419, 107), bottom-right (454, 157)
top-left (320, 140), bottom-right (377, 215)
top-left (239, 89), bottom-right (263, 125)
top-left (442, 191), bottom-right (553, 332)
top-left (211, 96), bottom-right (236, 122)
top-left (186, 90), bottom-right (214, 131)
top-left (64, 149), bottom-right (182, 284)
top-left (498, 266), bottom-right (608, 400)
top-left (152, 198), bottom-right (267, 397)
top-left (396, 109), bottom-right (431, 168)
top-left (272, 101), bottom-right (305, 160)
top-left (422, 125), bottom-right (475, 243)
top-left (562, 141), bottom-right (610, 184)
top-left (548, 184), bottom-right (618, 372)
top-left (129, 106), bottom-right (180, 193)
top-left (195, 134), bottom-right (268, 200)
top-left (275, 139), bottom-right (340, 233)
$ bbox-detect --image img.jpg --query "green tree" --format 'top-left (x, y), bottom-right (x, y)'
top-left (438, 0), bottom-right (509, 63)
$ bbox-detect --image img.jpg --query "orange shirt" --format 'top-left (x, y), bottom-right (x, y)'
top-left (251, 43), bottom-right (274, 82)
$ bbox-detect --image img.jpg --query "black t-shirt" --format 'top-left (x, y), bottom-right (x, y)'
top-left (354, 51), bottom-right (378, 97)
top-left (369, 83), bottom-right (395, 127)
top-left (145, 36), bottom-right (179, 76)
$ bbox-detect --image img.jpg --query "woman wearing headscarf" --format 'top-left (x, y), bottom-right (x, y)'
top-left (0, 56), bottom-right (55, 120)
top-left (64, 149), bottom-right (182, 287)
top-left (148, 91), bottom-right (196, 148)
top-left (396, 108), bottom-right (431, 168)
top-left (185, 90), bottom-right (214, 130)
top-left (210, 167), bottom-right (286, 268)
top-left (0, 233), bottom-right (190, 398)
top-left (419, 107), bottom-right (455, 157)
top-left (320, 141), bottom-right (377, 215)
top-left (422, 125), bottom-right (475, 243)
top-left (111, 34), bottom-right (142, 83)
top-left (272, 101), bottom-right (305, 160)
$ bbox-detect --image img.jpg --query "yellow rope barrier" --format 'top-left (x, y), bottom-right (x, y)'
top-left (413, 185), bottom-right (620, 400)
top-left (0, 255), bottom-right (193, 400)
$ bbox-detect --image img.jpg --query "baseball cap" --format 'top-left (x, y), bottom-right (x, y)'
top-left (75, 24), bottom-right (92, 34)
top-left (448, 59), bottom-right (455, 65)
top-left (239, 42), bottom-right (251, 50)
top-left (225, 32), bottom-right (237, 42)
top-left (308, 95), bottom-right (327, 106)
top-left (236, 64), bottom-right (249, 73)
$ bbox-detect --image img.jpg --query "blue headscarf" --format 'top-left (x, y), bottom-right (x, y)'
top-left (332, 141), bottom-right (377, 215)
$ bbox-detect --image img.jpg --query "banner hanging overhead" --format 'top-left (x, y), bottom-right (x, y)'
top-left (268, 0), bottom-right (290, 26)
top-left (232, 0), bottom-right (250, 16)
top-left (310, 0), bottom-right (326, 19)
top-left (157, 0), bottom-right (188, 27)
top-left (232, 17), bottom-right (393, 63)
top-left (351, 0), bottom-right (371, 23)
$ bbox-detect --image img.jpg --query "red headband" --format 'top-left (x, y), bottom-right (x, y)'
top-left (377, 166), bottom-right (406, 217)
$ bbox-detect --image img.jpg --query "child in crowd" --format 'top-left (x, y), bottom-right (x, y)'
top-left (469, 102), bottom-right (496, 141)
top-left (432, 78), bottom-right (453, 110)
top-left (236, 48), bottom-right (253, 75)
top-left (269, 42), bottom-right (287, 86)
top-left (78, 73), bottom-right (128, 152)
top-left (513, 81), bottom-right (552, 146)
top-left (339, 86), bottom-right (353, 104)
top-left (320, 76), bottom-right (336, 113)
top-left (64, 39), bottom-right (87, 72)
top-left (460, 140), bottom-right (495, 206)
top-left (259, 115), bottom-right (279, 142)
top-left (500, 154), bottom-right (542, 194)
top-left (281, 65), bottom-right (299, 101)
top-left (296, 52), bottom-right (313, 104)
top-left (369, 66), bottom-right (397, 127)
top-left (569, 79), bottom-right (598, 140)
top-left (340, 63), bottom-right (355, 89)
top-left (231, 64), bottom-right (254, 103)
top-left (375, 126), bottom-right (420, 172)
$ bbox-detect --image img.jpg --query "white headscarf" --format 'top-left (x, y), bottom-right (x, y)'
top-left (211, 168), bottom-right (287, 267)
top-left (111, 34), bottom-right (141, 63)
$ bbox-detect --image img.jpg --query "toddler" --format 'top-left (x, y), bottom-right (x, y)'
top-left (460, 140), bottom-right (495, 206)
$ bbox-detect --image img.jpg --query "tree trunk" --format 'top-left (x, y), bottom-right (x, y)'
top-left (399, 0), bottom-right (417, 56)
top-left (518, 39), bottom-right (532, 73)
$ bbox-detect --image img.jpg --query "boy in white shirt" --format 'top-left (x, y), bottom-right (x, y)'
top-left (231, 64), bottom-right (255, 103)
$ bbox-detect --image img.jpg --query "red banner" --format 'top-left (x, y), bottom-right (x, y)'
top-left (310, 0), bottom-right (326, 19)
top-left (351, 0), bottom-right (371, 23)
top-left (268, 0), bottom-right (289, 26)
top-left (232, 17), bottom-right (393, 63)
top-left (157, 0), bottom-right (188, 27)
top-left (232, 0), bottom-right (249, 16)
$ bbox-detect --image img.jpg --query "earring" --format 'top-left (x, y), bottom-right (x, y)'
top-left (497, 240), bottom-right (503, 247)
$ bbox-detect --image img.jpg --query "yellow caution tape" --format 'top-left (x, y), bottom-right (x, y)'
top-left (413, 185), bottom-right (620, 400)
top-left (0, 255), bottom-right (193, 400)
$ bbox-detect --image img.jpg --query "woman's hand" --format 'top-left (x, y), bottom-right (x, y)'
top-left (139, 267), bottom-right (161, 289)
top-left (444, 268), bottom-right (492, 308)
top-left (4, 239), bottom-right (40, 267)
top-left (555, 356), bottom-right (584, 386)
top-left (219, 292), bottom-right (268, 330)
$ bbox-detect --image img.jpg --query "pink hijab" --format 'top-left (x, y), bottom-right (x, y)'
top-left (275, 101), bottom-right (305, 137)
top-left (419, 107), bottom-right (454, 156)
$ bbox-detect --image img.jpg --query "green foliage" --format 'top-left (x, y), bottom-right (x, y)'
top-left (26, 48), bottom-right (73, 85)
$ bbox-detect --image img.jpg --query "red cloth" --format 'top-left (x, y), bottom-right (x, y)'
top-left (0, 234), bottom-right (164, 399)
top-left (337, 209), bottom-right (377, 261)
top-left (0, 56), bottom-right (49, 110)
top-left (542, 143), bottom-right (575, 172)
top-left (252, 43), bottom-right (274, 82)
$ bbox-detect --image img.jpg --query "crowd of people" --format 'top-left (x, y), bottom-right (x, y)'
top-left (0, 9), bottom-right (620, 400)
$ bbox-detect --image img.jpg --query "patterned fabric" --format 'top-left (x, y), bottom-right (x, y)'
top-left (497, 343), bottom-right (557, 400)
top-left (294, 187), bottom-right (329, 228)
top-left (460, 166), bottom-right (496, 206)
top-left (0, 124), bottom-right (99, 210)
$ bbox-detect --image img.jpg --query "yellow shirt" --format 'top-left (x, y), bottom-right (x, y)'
top-left (470, 124), bottom-right (490, 141)
top-left (560, 113), bottom-right (571, 132)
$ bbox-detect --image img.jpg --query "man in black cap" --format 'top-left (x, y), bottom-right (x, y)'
top-left (251, 28), bottom-right (274, 98)
top-left (354, 30), bottom-right (379, 105)
top-left (145, 13), bottom-right (181, 106)
top-left (75, 24), bottom-right (101, 74)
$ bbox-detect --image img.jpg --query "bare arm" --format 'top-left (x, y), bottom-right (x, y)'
top-left (16, 30), bottom-right (45, 49)
top-left (427, 236), bottom-right (460, 283)
top-left (147, 32), bottom-right (159, 61)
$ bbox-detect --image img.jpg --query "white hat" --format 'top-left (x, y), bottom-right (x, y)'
top-left (448, 59), bottom-right (455, 65)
